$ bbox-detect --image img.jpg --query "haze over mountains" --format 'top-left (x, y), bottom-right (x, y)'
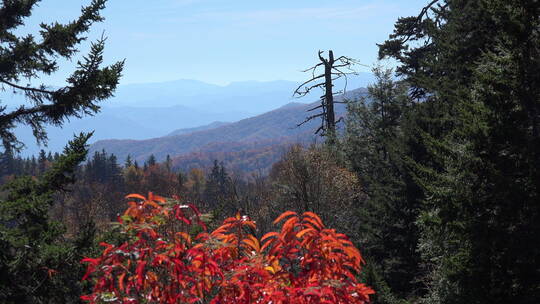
top-left (8, 72), bottom-right (374, 157)
top-left (89, 88), bottom-right (368, 173)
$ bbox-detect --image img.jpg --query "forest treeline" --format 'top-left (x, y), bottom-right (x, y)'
top-left (1, 0), bottom-right (539, 303)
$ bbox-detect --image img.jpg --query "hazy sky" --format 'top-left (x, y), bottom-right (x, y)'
top-left (25, 0), bottom-right (428, 85)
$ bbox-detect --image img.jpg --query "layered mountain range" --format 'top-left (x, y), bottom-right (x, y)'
top-left (90, 88), bottom-right (367, 173)
top-left (8, 74), bottom-right (373, 172)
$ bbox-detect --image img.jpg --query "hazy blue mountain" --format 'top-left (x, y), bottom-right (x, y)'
top-left (108, 73), bottom-right (375, 114)
top-left (14, 113), bottom-right (160, 156)
top-left (12, 104), bottom-right (249, 156)
top-left (102, 106), bottom-right (246, 135)
top-left (109, 79), bottom-right (221, 108)
top-left (89, 88), bottom-right (368, 163)
top-left (111, 79), bottom-right (299, 114)
top-left (6, 73), bottom-right (375, 156)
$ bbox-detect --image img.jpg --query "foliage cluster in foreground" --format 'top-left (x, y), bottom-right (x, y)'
top-left (81, 193), bottom-right (374, 303)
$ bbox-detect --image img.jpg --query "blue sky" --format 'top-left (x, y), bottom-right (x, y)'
top-left (26, 0), bottom-right (428, 85)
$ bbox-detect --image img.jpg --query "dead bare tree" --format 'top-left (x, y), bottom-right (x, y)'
top-left (293, 50), bottom-right (359, 137)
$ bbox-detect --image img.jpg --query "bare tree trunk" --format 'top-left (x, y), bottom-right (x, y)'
top-left (324, 50), bottom-right (336, 135)
top-left (294, 50), bottom-right (357, 140)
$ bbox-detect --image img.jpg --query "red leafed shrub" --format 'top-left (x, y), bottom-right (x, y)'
top-left (81, 193), bottom-right (374, 303)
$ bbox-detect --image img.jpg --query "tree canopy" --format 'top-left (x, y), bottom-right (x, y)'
top-left (375, 0), bottom-right (540, 302)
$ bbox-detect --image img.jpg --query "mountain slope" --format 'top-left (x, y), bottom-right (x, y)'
top-left (89, 88), bottom-right (368, 164)
top-left (167, 121), bottom-right (231, 137)
top-left (8, 74), bottom-right (375, 156)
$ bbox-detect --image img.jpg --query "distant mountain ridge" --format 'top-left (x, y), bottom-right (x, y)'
top-left (89, 88), bottom-right (368, 172)
top-left (167, 121), bottom-right (231, 137)
top-left (9, 74), bottom-right (374, 156)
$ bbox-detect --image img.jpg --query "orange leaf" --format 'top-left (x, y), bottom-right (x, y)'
top-left (296, 228), bottom-right (316, 239)
top-left (145, 200), bottom-right (161, 209)
top-left (302, 212), bottom-right (325, 229)
top-left (281, 216), bottom-right (298, 236)
top-left (242, 235), bottom-right (260, 252)
top-left (261, 232), bottom-right (279, 242)
top-left (176, 232), bottom-right (192, 244)
top-left (126, 193), bottom-right (146, 200)
top-left (151, 194), bottom-right (166, 203)
top-left (303, 217), bottom-right (324, 231)
top-left (260, 239), bottom-right (276, 252)
top-left (118, 272), bottom-right (126, 291)
top-left (264, 266), bottom-right (276, 274)
top-left (243, 220), bottom-right (257, 230)
top-left (273, 211), bottom-right (297, 225)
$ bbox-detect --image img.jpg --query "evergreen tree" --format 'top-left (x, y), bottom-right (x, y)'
top-left (345, 66), bottom-right (422, 303)
top-left (0, 0), bottom-right (124, 152)
top-left (0, 149), bottom-right (15, 177)
top-left (379, 1), bottom-right (540, 302)
top-left (0, 134), bottom-right (93, 302)
top-left (177, 171), bottom-right (186, 195)
top-left (146, 154), bottom-right (157, 167)
top-left (125, 154), bottom-right (133, 168)
top-left (165, 154), bottom-right (172, 172)
top-left (38, 149), bottom-right (48, 174)
top-left (0, 1), bottom-right (123, 301)
top-left (204, 160), bottom-right (232, 210)
top-left (30, 156), bottom-right (37, 176)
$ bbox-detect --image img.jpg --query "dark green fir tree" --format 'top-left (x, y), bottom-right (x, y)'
top-left (0, 0), bottom-right (123, 302)
top-left (379, 0), bottom-right (540, 303)
top-left (345, 66), bottom-right (422, 303)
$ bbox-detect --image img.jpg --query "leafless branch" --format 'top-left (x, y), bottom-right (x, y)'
top-left (297, 112), bottom-right (325, 127)
top-left (293, 74), bottom-right (326, 97)
top-left (300, 62), bottom-right (324, 73)
top-left (293, 50), bottom-right (360, 136)
top-left (307, 104), bottom-right (324, 112)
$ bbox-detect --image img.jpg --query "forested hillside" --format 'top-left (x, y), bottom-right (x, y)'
top-left (0, 1), bottom-right (538, 304)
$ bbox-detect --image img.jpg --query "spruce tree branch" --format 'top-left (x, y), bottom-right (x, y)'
top-left (0, 79), bottom-right (55, 95)
top-left (401, 0), bottom-right (442, 44)
top-left (0, 104), bottom-right (55, 124)
top-left (0, 0), bottom-right (39, 32)
top-left (418, 0), bottom-right (441, 22)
